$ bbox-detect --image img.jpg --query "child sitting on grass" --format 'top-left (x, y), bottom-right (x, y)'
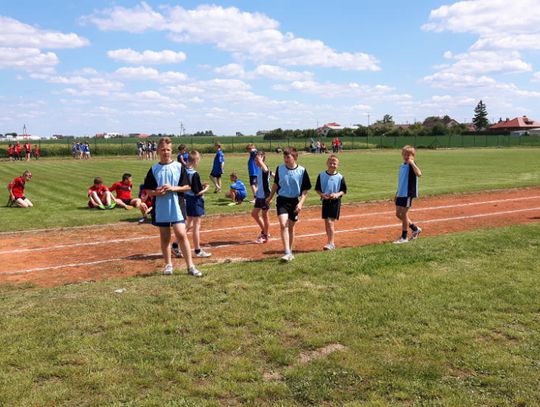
top-left (88, 177), bottom-right (115, 209)
top-left (226, 172), bottom-right (247, 206)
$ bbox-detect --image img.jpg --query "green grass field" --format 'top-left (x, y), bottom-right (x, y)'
top-left (0, 224), bottom-right (539, 405)
top-left (1, 148), bottom-right (539, 232)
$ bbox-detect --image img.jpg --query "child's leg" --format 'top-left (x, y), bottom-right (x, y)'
top-left (103, 191), bottom-right (112, 206)
top-left (288, 220), bottom-right (296, 251)
top-left (115, 198), bottom-right (128, 209)
top-left (89, 192), bottom-right (102, 207)
top-left (261, 209), bottom-right (270, 236)
top-left (251, 208), bottom-right (265, 231)
top-left (396, 206), bottom-right (408, 239)
top-left (191, 217), bottom-right (202, 250)
top-left (159, 226), bottom-right (173, 265)
top-left (15, 198), bottom-right (28, 208)
top-left (324, 218), bottom-right (335, 245)
top-left (278, 213), bottom-right (291, 253)
top-left (171, 223), bottom-right (194, 269)
top-left (250, 183), bottom-right (257, 200)
top-left (229, 190), bottom-right (237, 202)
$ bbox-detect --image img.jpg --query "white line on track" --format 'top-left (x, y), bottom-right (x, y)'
top-left (3, 206), bottom-right (540, 276)
top-left (1, 195), bottom-right (539, 255)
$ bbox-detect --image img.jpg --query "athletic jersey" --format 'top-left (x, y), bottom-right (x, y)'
top-left (247, 149), bottom-right (258, 176)
top-left (315, 171), bottom-right (347, 197)
top-left (274, 164), bottom-right (312, 198)
top-left (177, 152), bottom-right (189, 165)
top-left (230, 180), bottom-right (247, 200)
top-left (184, 167), bottom-right (204, 197)
top-left (110, 181), bottom-right (133, 200)
top-left (144, 161), bottom-right (189, 223)
top-left (9, 177), bottom-right (25, 198)
top-left (88, 184), bottom-right (109, 198)
top-left (396, 163), bottom-right (419, 198)
top-left (24, 143), bottom-right (31, 152)
top-left (255, 167), bottom-right (271, 199)
top-left (8, 146), bottom-right (13, 155)
top-left (212, 149), bottom-right (224, 174)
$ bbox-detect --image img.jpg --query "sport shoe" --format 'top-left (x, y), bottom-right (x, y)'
top-left (393, 237), bottom-right (409, 244)
top-left (172, 243), bottom-right (183, 258)
top-left (227, 202), bottom-right (237, 206)
top-left (255, 234), bottom-right (268, 244)
top-left (188, 266), bottom-right (203, 277)
top-left (411, 227), bottom-right (422, 240)
top-left (280, 253), bottom-right (295, 262)
top-left (138, 216), bottom-right (147, 224)
top-left (98, 204), bottom-right (106, 210)
top-left (125, 205), bottom-right (134, 210)
top-left (323, 243), bottom-right (335, 250)
top-left (106, 202), bottom-right (116, 209)
top-left (196, 250), bottom-right (212, 258)
top-left (164, 264), bottom-right (174, 275)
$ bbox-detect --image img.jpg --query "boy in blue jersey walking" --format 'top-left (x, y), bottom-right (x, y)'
top-left (210, 143), bottom-right (225, 193)
top-left (315, 155), bottom-right (347, 250)
top-left (266, 147), bottom-right (311, 262)
top-left (394, 145), bottom-right (422, 244)
top-left (143, 137), bottom-right (202, 276)
top-left (246, 143), bottom-right (258, 203)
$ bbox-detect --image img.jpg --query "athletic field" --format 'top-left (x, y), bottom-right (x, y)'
top-left (1, 147), bottom-right (539, 405)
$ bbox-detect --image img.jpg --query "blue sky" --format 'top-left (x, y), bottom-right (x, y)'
top-left (1, 0), bottom-right (539, 136)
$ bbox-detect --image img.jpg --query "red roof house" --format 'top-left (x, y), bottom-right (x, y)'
top-left (489, 116), bottom-right (540, 131)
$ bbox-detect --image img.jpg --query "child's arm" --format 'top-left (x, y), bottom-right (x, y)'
top-left (266, 183), bottom-right (278, 204)
top-left (295, 189), bottom-right (309, 213)
top-left (408, 159), bottom-right (422, 177)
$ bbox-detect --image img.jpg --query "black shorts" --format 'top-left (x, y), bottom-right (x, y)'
top-left (276, 196), bottom-right (299, 222)
top-left (395, 197), bottom-right (413, 208)
top-left (210, 170), bottom-right (222, 178)
top-left (322, 199), bottom-right (341, 219)
top-left (254, 197), bottom-right (269, 210)
top-left (121, 198), bottom-right (133, 205)
top-left (249, 175), bottom-right (258, 186)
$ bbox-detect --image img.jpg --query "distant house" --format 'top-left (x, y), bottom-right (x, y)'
top-left (489, 116), bottom-right (540, 132)
top-left (317, 122), bottom-right (358, 136)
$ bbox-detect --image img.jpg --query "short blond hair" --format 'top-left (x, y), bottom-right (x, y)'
top-left (158, 137), bottom-right (172, 149)
top-left (402, 145), bottom-right (415, 155)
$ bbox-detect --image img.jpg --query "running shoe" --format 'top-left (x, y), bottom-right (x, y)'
top-left (255, 234), bottom-right (268, 244)
top-left (125, 205), bottom-right (134, 210)
top-left (411, 227), bottom-right (422, 240)
top-left (323, 243), bottom-right (336, 250)
top-left (164, 264), bottom-right (174, 275)
top-left (393, 237), bottom-right (409, 244)
top-left (98, 204), bottom-right (106, 210)
top-left (188, 266), bottom-right (203, 277)
top-left (172, 243), bottom-right (183, 258)
top-left (280, 253), bottom-right (295, 262)
top-left (138, 216), bottom-right (147, 224)
top-left (196, 250), bottom-right (212, 258)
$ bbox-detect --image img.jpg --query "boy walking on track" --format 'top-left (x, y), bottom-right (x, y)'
top-left (315, 155), bottom-right (347, 250)
top-left (394, 145), bottom-right (422, 244)
top-left (266, 147), bottom-right (311, 262)
top-left (143, 137), bottom-right (202, 277)
top-left (210, 143), bottom-right (224, 193)
top-left (251, 151), bottom-right (271, 243)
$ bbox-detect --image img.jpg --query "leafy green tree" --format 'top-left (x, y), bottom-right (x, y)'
top-left (472, 100), bottom-right (489, 131)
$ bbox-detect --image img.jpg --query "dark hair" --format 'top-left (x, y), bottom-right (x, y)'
top-left (179, 144), bottom-right (186, 151)
top-left (94, 177), bottom-right (103, 184)
top-left (256, 150), bottom-right (266, 161)
top-left (283, 147), bottom-right (298, 160)
top-left (122, 173), bottom-right (132, 181)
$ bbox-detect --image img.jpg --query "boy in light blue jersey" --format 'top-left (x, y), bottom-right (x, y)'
top-left (266, 147), bottom-right (311, 262)
top-left (315, 155), bottom-right (347, 251)
top-left (394, 145), bottom-right (422, 244)
top-left (226, 172), bottom-right (247, 205)
top-left (143, 137), bottom-right (202, 277)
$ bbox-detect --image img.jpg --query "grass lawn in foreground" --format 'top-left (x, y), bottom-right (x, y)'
top-left (0, 223), bottom-right (539, 405)
top-left (1, 147), bottom-right (539, 232)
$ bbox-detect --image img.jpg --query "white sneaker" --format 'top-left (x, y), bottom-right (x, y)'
top-left (393, 237), bottom-right (409, 244)
top-left (164, 264), bottom-right (174, 275)
top-left (196, 250), bottom-right (212, 258)
top-left (188, 266), bottom-right (203, 277)
top-left (411, 227), bottom-right (422, 240)
top-left (280, 253), bottom-right (295, 262)
top-left (172, 244), bottom-right (183, 258)
top-left (323, 243), bottom-right (335, 251)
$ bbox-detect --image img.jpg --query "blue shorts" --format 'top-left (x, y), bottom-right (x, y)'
top-left (210, 169), bottom-right (223, 178)
top-left (186, 195), bottom-right (205, 217)
top-left (234, 192), bottom-right (246, 202)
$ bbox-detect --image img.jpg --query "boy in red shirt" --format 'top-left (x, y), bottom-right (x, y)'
top-left (33, 144), bottom-right (39, 160)
top-left (24, 142), bottom-right (31, 161)
top-left (7, 144), bottom-right (14, 161)
top-left (14, 142), bottom-right (21, 160)
top-left (110, 173), bottom-right (148, 216)
top-left (88, 177), bottom-right (115, 209)
top-left (8, 170), bottom-right (33, 207)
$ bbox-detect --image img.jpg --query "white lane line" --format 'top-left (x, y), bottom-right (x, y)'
top-left (1, 195), bottom-right (538, 255)
top-left (4, 206), bottom-right (540, 276)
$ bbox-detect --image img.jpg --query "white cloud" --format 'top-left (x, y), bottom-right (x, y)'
top-left (114, 66), bottom-right (187, 83)
top-left (31, 73), bottom-right (124, 96)
top-left (532, 72), bottom-right (540, 82)
top-left (214, 63), bottom-right (246, 77)
top-left (80, 2), bottom-right (165, 33)
top-left (0, 48), bottom-right (58, 71)
top-left (441, 50), bottom-right (532, 75)
top-left (107, 48), bottom-right (186, 64)
top-left (213, 63), bottom-right (313, 81)
top-left (83, 3), bottom-right (380, 71)
top-left (0, 16), bottom-right (89, 49)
